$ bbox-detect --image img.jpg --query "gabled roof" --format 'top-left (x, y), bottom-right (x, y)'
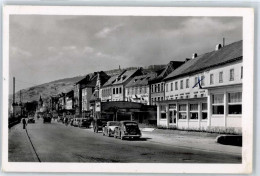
top-left (78, 71), bottom-right (110, 89)
top-left (164, 40), bottom-right (242, 81)
top-left (102, 74), bottom-right (119, 88)
top-left (149, 61), bottom-right (185, 84)
top-left (125, 73), bottom-right (157, 88)
top-left (111, 68), bottom-right (142, 85)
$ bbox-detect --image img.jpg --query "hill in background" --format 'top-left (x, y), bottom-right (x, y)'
top-left (9, 65), bottom-right (165, 104)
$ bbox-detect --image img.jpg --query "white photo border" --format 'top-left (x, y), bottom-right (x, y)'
top-left (2, 6), bottom-right (254, 174)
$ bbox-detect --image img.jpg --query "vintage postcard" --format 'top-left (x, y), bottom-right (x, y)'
top-left (2, 6), bottom-right (254, 173)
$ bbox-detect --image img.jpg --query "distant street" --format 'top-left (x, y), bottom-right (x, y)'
top-left (9, 118), bottom-right (241, 163)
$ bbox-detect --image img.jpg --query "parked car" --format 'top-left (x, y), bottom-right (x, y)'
top-left (78, 118), bottom-right (91, 128)
top-left (43, 113), bottom-right (52, 123)
top-left (27, 117), bottom-right (35, 123)
top-left (114, 121), bottom-right (142, 140)
top-left (102, 121), bottom-right (120, 137)
top-left (72, 118), bottom-right (81, 127)
top-left (69, 119), bottom-right (74, 126)
top-left (93, 118), bottom-right (109, 133)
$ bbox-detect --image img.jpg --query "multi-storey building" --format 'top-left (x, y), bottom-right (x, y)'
top-left (149, 61), bottom-right (185, 105)
top-left (74, 72), bottom-right (110, 117)
top-left (65, 90), bottom-right (74, 110)
top-left (100, 68), bottom-right (143, 102)
top-left (81, 71), bottom-right (110, 116)
top-left (100, 75), bottom-right (118, 102)
top-left (157, 40), bottom-right (242, 133)
top-left (125, 73), bottom-right (156, 105)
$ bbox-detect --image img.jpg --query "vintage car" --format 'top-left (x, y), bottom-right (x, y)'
top-left (93, 118), bottom-right (110, 133)
top-left (72, 118), bottom-right (81, 127)
top-left (78, 118), bottom-right (91, 128)
top-left (114, 121), bottom-right (142, 140)
top-left (43, 113), bottom-right (52, 123)
top-left (102, 121), bottom-right (120, 137)
top-left (27, 117), bottom-right (35, 123)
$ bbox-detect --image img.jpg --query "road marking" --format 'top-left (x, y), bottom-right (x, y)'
top-left (25, 127), bottom-right (41, 162)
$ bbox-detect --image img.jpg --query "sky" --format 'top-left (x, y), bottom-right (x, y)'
top-left (9, 15), bottom-right (242, 92)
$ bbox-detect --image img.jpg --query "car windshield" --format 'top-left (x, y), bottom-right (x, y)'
top-left (108, 122), bottom-right (119, 126)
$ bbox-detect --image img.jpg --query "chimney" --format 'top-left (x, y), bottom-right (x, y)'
top-left (192, 53), bottom-right (197, 59)
top-left (215, 44), bottom-right (222, 51)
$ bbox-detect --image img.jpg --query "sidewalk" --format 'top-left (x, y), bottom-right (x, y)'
top-left (8, 123), bottom-right (39, 162)
top-left (141, 128), bottom-right (242, 156)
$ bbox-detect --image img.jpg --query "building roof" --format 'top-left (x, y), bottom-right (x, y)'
top-left (102, 74), bottom-right (119, 88)
top-left (112, 69), bottom-right (142, 85)
top-left (164, 40), bottom-right (242, 81)
top-left (148, 61), bottom-right (185, 84)
top-left (79, 71), bottom-right (110, 89)
top-left (125, 73), bottom-right (157, 88)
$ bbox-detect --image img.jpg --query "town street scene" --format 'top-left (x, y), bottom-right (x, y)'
top-left (8, 15), bottom-right (242, 163)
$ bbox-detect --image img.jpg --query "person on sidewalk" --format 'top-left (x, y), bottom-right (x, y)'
top-left (22, 118), bottom-right (27, 129)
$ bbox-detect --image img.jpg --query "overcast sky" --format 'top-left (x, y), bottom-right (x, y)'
top-left (9, 15), bottom-right (242, 92)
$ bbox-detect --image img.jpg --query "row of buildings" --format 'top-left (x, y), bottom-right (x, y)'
top-left (46, 40), bottom-right (243, 133)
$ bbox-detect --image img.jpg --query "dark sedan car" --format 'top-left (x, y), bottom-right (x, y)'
top-left (114, 121), bottom-right (142, 140)
top-left (27, 117), bottom-right (35, 123)
top-left (43, 113), bottom-right (52, 123)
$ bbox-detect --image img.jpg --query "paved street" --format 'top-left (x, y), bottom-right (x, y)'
top-left (9, 118), bottom-right (242, 163)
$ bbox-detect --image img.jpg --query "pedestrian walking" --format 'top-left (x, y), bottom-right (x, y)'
top-left (22, 118), bottom-right (27, 129)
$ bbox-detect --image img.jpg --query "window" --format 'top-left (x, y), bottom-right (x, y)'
top-left (219, 72), bottom-right (223, 83)
top-left (171, 83), bottom-right (173, 91)
top-left (194, 77), bottom-right (198, 87)
top-left (202, 103), bottom-right (208, 119)
top-left (179, 104), bottom-right (187, 119)
top-left (230, 69), bottom-right (234, 81)
top-left (116, 88), bottom-right (118, 94)
top-left (186, 79), bottom-right (189, 88)
top-left (158, 84), bottom-right (160, 92)
top-left (212, 94), bottom-right (224, 114)
top-left (201, 75), bottom-right (205, 86)
top-left (228, 92), bottom-right (242, 114)
top-left (166, 84), bottom-right (168, 92)
top-left (119, 87), bottom-right (122, 94)
top-left (180, 80), bottom-right (183, 89)
top-left (144, 86), bottom-right (147, 94)
top-left (161, 83), bottom-right (164, 92)
top-left (113, 88), bottom-right (115, 94)
top-left (175, 82), bottom-right (178, 90)
top-left (155, 85), bottom-right (157, 92)
top-left (241, 66), bottom-right (243, 79)
top-left (210, 74), bottom-right (214, 85)
top-left (190, 104), bottom-right (198, 120)
top-left (151, 85), bottom-right (154, 93)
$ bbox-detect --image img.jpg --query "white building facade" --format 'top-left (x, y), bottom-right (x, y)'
top-left (157, 41), bottom-right (243, 134)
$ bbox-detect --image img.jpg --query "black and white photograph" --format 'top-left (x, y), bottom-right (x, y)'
top-left (2, 6), bottom-right (254, 174)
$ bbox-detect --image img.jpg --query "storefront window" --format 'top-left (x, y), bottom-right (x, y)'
top-left (160, 105), bottom-right (166, 119)
top-left (179, 104), bottom-right (187, 119)
top-left (212, 94), bottom-right (224, 114)
top-left (190, 104), bottom-right (198, 119)
top-left (228, 92), bottom-right (242, 114)
top-left (202, 103), bottom-right (208, 120)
